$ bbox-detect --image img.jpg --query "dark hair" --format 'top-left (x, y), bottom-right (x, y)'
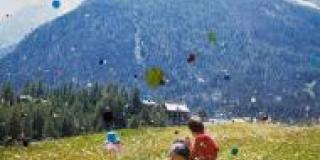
top-left (171, 141), bottom-right (190, 159)
top-left (22, 139), bottom-right (29, 147)
top-left (187, 118), bottom-right (204, 133)
top-left (102, 106), bottom-right (114, 122)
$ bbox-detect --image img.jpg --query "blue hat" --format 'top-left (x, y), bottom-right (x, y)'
top-left (106, 131), bottom-right (120, 143)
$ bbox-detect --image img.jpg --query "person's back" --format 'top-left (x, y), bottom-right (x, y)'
top-left (187, 117), bottom-right (219, 160)
top-left (191, 133), bottom-right (219, 160)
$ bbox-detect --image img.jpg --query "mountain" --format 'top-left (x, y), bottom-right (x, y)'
top-left (0, 0), bottom-right (320, 120)
top-left (0, 45), bottom-right (15, 59)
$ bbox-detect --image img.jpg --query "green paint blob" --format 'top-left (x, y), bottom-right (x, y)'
top-left (208, 32), bottom-right (217, 45)
top-left (230, 146), bottom-right (239, 156)
top-left (145, 67), bottom-right (165, 88)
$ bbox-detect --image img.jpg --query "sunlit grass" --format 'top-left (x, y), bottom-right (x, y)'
top-left (0, 123), bottom-right (319, 160)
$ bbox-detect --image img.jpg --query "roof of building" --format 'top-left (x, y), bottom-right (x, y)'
top-left (165, 102), bottom-right (190, 112)
top-left (142, 99), bottom-right (157, 106)
top-left (19, 95), bottom-right (33, 100)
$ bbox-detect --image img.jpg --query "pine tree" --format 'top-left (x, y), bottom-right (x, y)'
top-left (9, 107), bottom-right (22, 139)
top-left (0, 106), bottom-right (10, 141)
top-left (62, 118), bottom-right (73, 137)
top-left (129, 88), bottom-right (142, 114)
top-left (32, 109), bottom-right (45, 139)
top-left (44, 118), bottom-right (57, 138)
top-left (198, 109), bottom-right (208, 122)
top-left (1, 82), bottom-right (15, 106)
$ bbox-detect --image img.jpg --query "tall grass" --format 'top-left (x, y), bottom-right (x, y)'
top-left (0, 123), bottom-right (319, 160)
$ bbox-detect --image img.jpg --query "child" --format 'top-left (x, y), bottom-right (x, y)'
top-left (187, 117), bottom-right (219, 160)
top-left (169, 139), bottom-right (190, 160)
top-left (105, 131), bottom-right (122, 153)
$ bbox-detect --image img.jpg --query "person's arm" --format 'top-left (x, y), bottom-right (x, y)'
top-left (185, 137), bottom-right (192, 149)
top-left (211, 139), bottom-right (219, 160)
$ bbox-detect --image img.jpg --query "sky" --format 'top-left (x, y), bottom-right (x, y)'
top-left (0, 0), bottom-right (85, 48)
top-left (288, 0), bottom-right (320, 10)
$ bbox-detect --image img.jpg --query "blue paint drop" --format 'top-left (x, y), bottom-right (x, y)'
top-left (187, 53), bottom-right (196, 64)
top-left (309, 53), bottom-right (320, 69)
top-left (223, 73), bottom-right (231, 81)
top-left (52, 0), bottom-right (61, 9)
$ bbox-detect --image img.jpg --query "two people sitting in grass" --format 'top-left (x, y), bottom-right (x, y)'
top-left (170, 117), bottom-right (219, 160)
top-left (101, 106), bottom-right (218, 159)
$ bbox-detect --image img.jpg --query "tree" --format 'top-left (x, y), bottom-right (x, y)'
top-left (32, 109), bottom-right (45, 139)
top-left (198, 109), bottom-right (208, 122)
top-left (62, 118), bottom-right (74, 137)
top-left (152, 104), bottom-right (168, 127)
top-left (129, 88), bottom-right (142, 114)
top-left (44, 118), bottom-right (57, 138)
top-left (0, 106), bottom-right (10, 141)
top-left (1, 82), bottom-right (15, 106)
top-left (89, 82), bottom-right (102, 106)
top-left (8, 107), bottom-right (22, 139)
top-left (128, 115), bottom-right (140, 129)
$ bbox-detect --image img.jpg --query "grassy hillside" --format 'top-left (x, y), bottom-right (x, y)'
top-left (0, 123), bottom-right (319, 160)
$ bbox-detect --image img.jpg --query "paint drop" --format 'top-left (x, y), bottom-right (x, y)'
top-left (230, 146), bottom-right (239, 156)
top-left (99, 59), bottom-right (107, 65)
top-left (275, 95), bottom-right (282, 102)
top-left (197, 76), bottom-right (205, 83)
top-left (145, 67), bottom-right (166, 88)
top-left (70, 47), bottom-right (76, 52)
top-left (250, 96), bottom-right (256, 103)
top-left (52, 0), bottom-right (61, 9)
top-left (309, 53), bottom-right (320, 69)
top-left (208, 32), bottom-right (217, 45)
top-left (187, 53), bottom-right (196, 64)
top-left (87, 82), bottom-right (93, 88)
top-left (223, 73), bottom-right (231, 81)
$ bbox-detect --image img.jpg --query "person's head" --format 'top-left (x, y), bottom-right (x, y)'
top-left (170, 141), bottom-right (190, 160)
top-left (187, 117), bottom-right (204, 136)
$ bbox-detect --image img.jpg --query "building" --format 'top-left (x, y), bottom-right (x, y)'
top-left (142, 99), bottom-right (158, 106)
top-left (164, 102), bottom-right (190, 125)
top-left (141, 98), bottom-right (191, 125)
top-left (18, 95), bottom-right (33, 102)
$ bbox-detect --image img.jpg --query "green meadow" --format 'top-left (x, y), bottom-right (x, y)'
top-left (1, 123), bottom-right (319, 160)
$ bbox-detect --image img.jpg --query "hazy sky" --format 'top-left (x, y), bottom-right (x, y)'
top-left (0, 0), bottom-right (85, 48)
top-left (288, 0), bottom-right (320, 10)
